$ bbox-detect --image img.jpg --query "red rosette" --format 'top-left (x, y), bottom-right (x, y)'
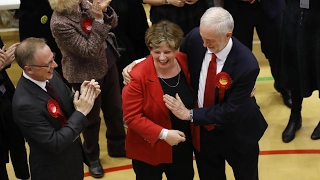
top-left (81, 18), bottom-right (93, 34)
top-left (47, 99), bottom-right (60, 118)
top-left (214, 72), bottom-right (232, 103)
top-left (47, 99), bottom-right (67, 126)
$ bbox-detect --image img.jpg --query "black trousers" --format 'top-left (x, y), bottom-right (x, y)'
top-left (195, 127), bottom-right (259, 180)
top-left (71, 64), bottom-right (126, 161)
top-left (232, 2), bottom-right (283, 86)
top-left (132, 140), bottom-right (194, 180)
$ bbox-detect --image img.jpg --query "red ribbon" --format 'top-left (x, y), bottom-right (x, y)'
top-left (47, 99), bottom-right (67, 126)
top-left (81, 18), bottom-right (93, 34)
top-left (215, 72), bottom-right (232, 103)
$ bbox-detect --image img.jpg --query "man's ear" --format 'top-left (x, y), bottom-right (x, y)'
top-left (24, 66), bottom-right (33, 74)
top-left (226, 32), bottom-right (233, 39)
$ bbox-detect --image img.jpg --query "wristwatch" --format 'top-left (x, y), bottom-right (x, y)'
top-left (188, 109), bottom-right (193, 122)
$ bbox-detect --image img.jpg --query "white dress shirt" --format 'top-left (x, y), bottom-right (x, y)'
top-left (23, 71), bottom-right (47, 92)
top-left (197, 38), bottom-right (233, 108)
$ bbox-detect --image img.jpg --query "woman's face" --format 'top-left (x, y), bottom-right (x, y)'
top-left (150, 44), bottom-right (179, 70)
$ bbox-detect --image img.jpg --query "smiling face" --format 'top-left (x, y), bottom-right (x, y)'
top-left (199, 24), bottom-right (232, 54)
top-left (26, 45), bottom-right (58, 81)
top-left (151, 44), bottom-right (179, 71)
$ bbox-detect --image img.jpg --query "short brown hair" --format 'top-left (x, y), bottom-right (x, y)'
top-left (15, 37), bottom-right (47, 68)
top-left (145, 20), bottom-right (184, 50)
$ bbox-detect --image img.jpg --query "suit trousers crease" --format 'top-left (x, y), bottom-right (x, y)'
top-left (195, 127), bottom-right (259, 180)
top-left (70, 64), bottom-right (125, 161)
top-left (132, 140), bottom-right (194, 180)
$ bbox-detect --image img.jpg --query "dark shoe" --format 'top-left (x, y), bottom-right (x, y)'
top-left (274, 83), bottom-right (292, 108)
top-left (311, 122), bottom-right (320, 140)
top-left (108, 145), bottom-right (126, 158)
top-left (282, 115), bottom-right (302, 143)
top-left (89, 160), bottom-right (104, 178)
top-left (280, 90), bottom-right (292, 109)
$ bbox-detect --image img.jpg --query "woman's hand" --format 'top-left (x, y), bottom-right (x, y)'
top-left (165, 130), bottom-right (186, 146)
top-left (100, 0), bottom-right (112, 12)
top-left (0, 42), bottom-right (19, 70)
top-left (88, 0), bottom-right (103, 20)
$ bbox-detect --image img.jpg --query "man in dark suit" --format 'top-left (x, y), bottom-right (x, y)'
top-left (163, 7), bottom-right (267, 180)
top-left (0, 38), bottom-right (30, 180)
top-left (223, 0), bottom-right (291, 108)
top-left (12, 37), bottom-right (100, 180)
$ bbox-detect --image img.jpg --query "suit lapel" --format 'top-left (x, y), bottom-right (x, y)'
top-left (20, 76), bottom-right (50, 103)
top-left (215, 38), bottom-right (237, 99)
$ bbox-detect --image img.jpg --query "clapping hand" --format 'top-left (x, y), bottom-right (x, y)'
top-left (0, 42), bottom-right (19, 70)
top-left (88, 0), bottom-right (103, 20)
top-left (80, 79), bottom-right (101, 98)
top-left (100, 0), bottom-right (112, 12)
top-left (75, 79), bottom-right (101, 116)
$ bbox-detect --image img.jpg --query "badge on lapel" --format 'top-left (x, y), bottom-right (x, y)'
top-left (47, 99), bottom-right (67, 126)
top-left (215, 72), bottom-right (232, 103)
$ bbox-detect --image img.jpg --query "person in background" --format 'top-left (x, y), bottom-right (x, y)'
top-left (109, 0), bottom-right (150, 90)
top-left (49, 0), bottom-right (126, 178)
top-left (223, 0), bottom-right (291, 108)
top-left (12, 37), bottom-right (100, 180)
top-left (0, 38), bottom-right (30, 180)
top-left (122, 20), bottom-right (196, 180)
top-left (279, 0), bottom-right (320, 143)
top-left (18, 0), bottom-right (70, 88)
top-left (144, 0), bottom-right (208, 35)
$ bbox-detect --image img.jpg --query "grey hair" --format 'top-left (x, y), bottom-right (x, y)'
top-left (200, 7), bottom-right (234, 36)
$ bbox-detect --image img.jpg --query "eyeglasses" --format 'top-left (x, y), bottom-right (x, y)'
top-left (28, 52), bottom-right (56, 68)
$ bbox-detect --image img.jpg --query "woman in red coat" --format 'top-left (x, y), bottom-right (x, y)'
top-left (122, 20), bottom-right (196, 180)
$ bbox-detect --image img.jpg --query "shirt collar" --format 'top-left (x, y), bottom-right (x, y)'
top-left (207, 38), bottom-right (233, 62)
top-left (23, 71), bottom-right (47, 91)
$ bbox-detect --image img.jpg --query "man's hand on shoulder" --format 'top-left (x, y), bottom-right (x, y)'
top-left (122, 57), bottom-right (146, 85)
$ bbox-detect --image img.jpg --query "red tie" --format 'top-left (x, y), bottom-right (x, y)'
top-left (203, 53), bottom-right (217, 131)
top-left (46, 82), bottom-right (62, 106)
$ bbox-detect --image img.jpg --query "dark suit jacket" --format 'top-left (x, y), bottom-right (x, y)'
top-left (224, 0), bottom-right (285, 19)
top-left (180, 27), bottom-right (267, 154)
top-left (122, 52), bottom-right (191, 166)
top-left (12, 71), bottom-right (89, 180)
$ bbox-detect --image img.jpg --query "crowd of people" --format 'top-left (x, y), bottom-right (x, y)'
top-left (1, 0), bottom-right (320, 179)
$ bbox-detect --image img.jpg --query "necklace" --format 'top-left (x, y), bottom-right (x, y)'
top-left (159, 72), bottom-right (180, 88)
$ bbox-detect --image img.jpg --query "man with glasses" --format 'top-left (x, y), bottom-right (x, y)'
top-left (11, 37), bottom-right (101, 180)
